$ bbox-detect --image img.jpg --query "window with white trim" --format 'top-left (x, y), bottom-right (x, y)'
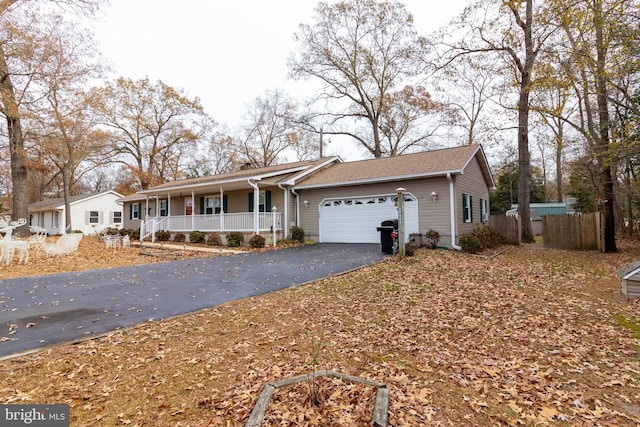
top-left (113, 211), bottom-right (122, 224)
top-left (89, 210), bottom-right (100, 224)
top-left (462, 193), bottom-right (473, 223)
top-left (131, 203), bottom-right (141, 220)
top-left (480, 198), bottom-right (488, 223)
top-left (159, 199), bottom-right (168, 217)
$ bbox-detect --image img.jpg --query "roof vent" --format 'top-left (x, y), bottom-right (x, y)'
top-left (240, 162), bottom-right (255, 171)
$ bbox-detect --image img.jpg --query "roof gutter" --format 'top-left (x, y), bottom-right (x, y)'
top-left (447, 172), bottom-right (462, 251)
top-left (292, 170), bottom-right (461, 190)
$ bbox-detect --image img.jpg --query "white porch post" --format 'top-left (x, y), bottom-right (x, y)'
top-left (279, 185), bottom-right (289, 239)
top-left (272, 206), bottom-right (277, 247)
top-left (248, 180), bottom-right (260, 235)
top-left (219, 187), bottom-right (225, 231)
top-left (191, 191), bottom-right (195, 230)
top-left (167, 193), bottom-right (171, 228)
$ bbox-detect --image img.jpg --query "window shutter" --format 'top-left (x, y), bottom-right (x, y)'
top-left (85, 211), bottom-right (90, 224)
top-left (265, 191), bottom-right (272, 212)
top-left (223, 195), bottom-right (228, 213)
top-left (129, 204), bottom-right (133, 220)
top-left (99, 211), bottom-right (104, 224)
top-left (470, 196), bottom-right (473, 222)
top-left (248, 192), bottom-right (254, 212)
top-left (199, 197), bottom-right (205, 215)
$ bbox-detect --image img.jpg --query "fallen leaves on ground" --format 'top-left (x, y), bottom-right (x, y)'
top-left (0, 236), bottom-right (205, 280)
top-left (1, 238), bottom-right (639, 426)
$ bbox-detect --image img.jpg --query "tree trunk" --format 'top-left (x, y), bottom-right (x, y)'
top-left (63, 164), bottom-right (73, 233)
top-left (0, 44), bottom-right (28, 237)
top-left (516, 0), bottom-right (535, 243)
top-left (555, 121), bottom-right (563, 202)
top-left (593, 0), bottom-right (617, 252)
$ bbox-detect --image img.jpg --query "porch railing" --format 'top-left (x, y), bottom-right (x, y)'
top-left (141, 212), bottom-right (282, 241)
top-left (140, 216), bottom-right (169, 242)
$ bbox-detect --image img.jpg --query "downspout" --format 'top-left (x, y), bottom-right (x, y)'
top-left (278, 184), bottom-right (289, 239)
top-left (290, 188), bottom-right (300, 227)
top-left (447, 173), bottom-right (462, 251)
top-left (248, 179), bottom-right (260, 234)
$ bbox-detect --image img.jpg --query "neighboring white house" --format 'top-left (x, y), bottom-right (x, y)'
top-left (28, 191), bottom-right (124, 235)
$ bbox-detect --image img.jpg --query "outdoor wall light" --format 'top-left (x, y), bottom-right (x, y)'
top-left (303, 200), bottom-right (310, 209)
top-left (431, 191), bottom-right (438, 202)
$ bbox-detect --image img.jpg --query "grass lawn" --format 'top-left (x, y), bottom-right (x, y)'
top-left (1, 239), bottom-right (639, 426)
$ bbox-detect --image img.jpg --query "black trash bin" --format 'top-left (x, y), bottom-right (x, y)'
top-left (377, 219), bottom-right (398, 254)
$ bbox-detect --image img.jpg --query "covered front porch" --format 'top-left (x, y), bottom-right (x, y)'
top-left (140, 211), bottom-right (283, 242)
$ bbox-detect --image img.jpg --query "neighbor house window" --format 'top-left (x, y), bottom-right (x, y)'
top-left (462, 193), bottom-right (473, 223)
top-left (89, 210), bottom-right (100, 224)
top-left (113, 211), bottom-right (122, 224)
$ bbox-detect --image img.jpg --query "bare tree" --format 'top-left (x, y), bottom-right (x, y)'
top-left (237, 89), bottom-right (297, 167)
top-left (0, 0), bottom-right (105, 235)
top-left (86, 77), bottom-right (206, 190)
top-left (289, 0), bottom-right (428, 158)
top-left (439, 0), bottom-right (560, 243)
top-left (23, 14), bottom-right (107, 232)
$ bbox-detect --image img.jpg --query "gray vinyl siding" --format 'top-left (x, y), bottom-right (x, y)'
top-left (297, 177), bottom-right (454, 244)
top-left (455, 158), bottom-right (491, 240)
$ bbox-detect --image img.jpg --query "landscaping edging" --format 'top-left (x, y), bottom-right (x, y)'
top-left (246, 370), bottom-right (389, 427)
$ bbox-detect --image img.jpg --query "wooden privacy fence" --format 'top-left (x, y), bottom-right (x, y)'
top-left (489, 215), bottom-right (521, 245)
top-left (489, 213), bottom-right (603, 251)
top-left (543, 212), bottom-right (603, 251)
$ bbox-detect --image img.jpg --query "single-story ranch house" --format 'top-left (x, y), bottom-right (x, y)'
top-left (119, 144), bottom-right (494, 249)
top-left (29, 190), bottom-right (124, 235)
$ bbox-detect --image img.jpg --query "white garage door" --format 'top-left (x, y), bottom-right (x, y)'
top-left (319, 193), bottom-right (419, 243)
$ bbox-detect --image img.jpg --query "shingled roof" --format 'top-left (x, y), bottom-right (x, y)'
top-left (294, 144), bottom-right (493, 189)
top-left (134, 157), bottom-right (340, 196)
top-left (28, 191), bottom-right (122, 212)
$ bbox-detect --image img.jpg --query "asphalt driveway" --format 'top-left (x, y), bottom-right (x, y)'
top-left (0, 244), bottom-right (385, 358)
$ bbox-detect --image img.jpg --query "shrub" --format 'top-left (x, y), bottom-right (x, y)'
top-left (174, 232), bottom-right (186, 243)
top-left (423, 229), bottom-right (440, 249)
top-left (249, 234), bottom-right (266, 248)
top-left (290, 225), bottom-right (305, 243)
top-left (472, 225), bottom-right (504, 250)
top-left (226, 232), bottom-right (244, 247)
top-left (155, 230), bottom-right (170, 241)
top-left (104, 227), bottom-right (120, 236)
top-left (405, 242), bottom-right (417, 257)
top-left (122, 229), bottom-right (140, 240)
top-left (459, 234), bottom-right (481, 254)
top-left (206, 232), bottom-right (223, 246)
top-left (189, 230), bottom-right (205, 244)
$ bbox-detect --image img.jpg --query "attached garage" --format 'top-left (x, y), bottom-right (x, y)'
top-left (319, 193), bottom-right (419, 243)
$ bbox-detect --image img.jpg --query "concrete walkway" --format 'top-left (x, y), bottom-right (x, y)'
top-left (0, 244), bottom-right (386, 359)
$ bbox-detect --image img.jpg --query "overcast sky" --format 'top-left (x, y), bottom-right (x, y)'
top-left (91, 0), bottom-right (469, 161)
